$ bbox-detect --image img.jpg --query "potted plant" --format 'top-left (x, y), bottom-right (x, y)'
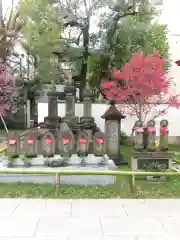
top-left (143, 161), bottom-right (167, 181)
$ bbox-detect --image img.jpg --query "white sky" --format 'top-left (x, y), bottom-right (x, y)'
top-left (2, 0), bottom-right (19, 15)
top-left (3, 0), bottom-right (180, 35)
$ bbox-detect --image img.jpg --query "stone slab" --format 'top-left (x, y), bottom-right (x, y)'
top-left (0, 199), bottom-right (180, 239)
top-left (0, 154), bottom-right (112, 166)
top-left (0, 165), bottom-right (116, 185)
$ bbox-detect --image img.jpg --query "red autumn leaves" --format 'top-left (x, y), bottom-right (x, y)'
top-left (101, 50), bottom-right (180, 109)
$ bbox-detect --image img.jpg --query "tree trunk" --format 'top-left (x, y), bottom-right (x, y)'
top-left (79, 20), bottom-right (89, 102)
top-left (0, 0), bottom-right (3, 26)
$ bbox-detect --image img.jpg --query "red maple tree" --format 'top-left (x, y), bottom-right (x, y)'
top-left (101, 50), bottom-right (180, 123)
top-left (0, 59), bottom-right (18, 117)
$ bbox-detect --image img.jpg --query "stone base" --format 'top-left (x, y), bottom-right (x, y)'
top-left (145, 176), bottom-right (167, 182)
top-left (43, 116), bottom-right (61, 126)
top-left (131, 151), bottom-right (173, 171)
top-left (0, 154), bottom-right (117, 185)
top-left (111, 153), bottom-right (128, 166)
top-left (0, 165), bottom-right (116, 185)
top-left (1, 154), bottom-right (115, 167)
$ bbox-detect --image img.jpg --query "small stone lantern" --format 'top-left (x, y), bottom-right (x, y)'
top-left (101, 99), bottom-right (126, 165)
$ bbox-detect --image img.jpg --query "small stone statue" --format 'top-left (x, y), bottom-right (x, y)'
top-left (58, 123), bottom-right (74, 165)
top-left (77, 131), bottom-right (88, 165)
top-left (134, 120), bottom-right (144, 151)
top-left (147, 120), bottom-right (156, 151)
top-left (160, 119), bottom-right (169, 151)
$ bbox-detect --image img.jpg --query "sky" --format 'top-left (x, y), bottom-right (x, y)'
top-left (2, 0), bottom-right (19, 15)
top-left (3, 0), bottom-right (180, 35)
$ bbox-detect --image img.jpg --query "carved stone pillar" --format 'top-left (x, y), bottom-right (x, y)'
top-left (62, 84), bottom-right (79, 127)
top-left (101, 99), bottom-right (126, 165)
top-left (44, 91), bottom-right (61, 126)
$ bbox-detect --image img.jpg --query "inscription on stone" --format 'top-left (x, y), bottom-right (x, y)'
top-left (106, 121), bottom-right (119, 155)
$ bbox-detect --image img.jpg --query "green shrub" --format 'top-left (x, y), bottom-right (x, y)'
top-left (120, 131), bottom-right (129, 145)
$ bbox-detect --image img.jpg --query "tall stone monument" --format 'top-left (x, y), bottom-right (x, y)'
top-left (44, 82), bottom-right (61, 126)
top-left (101, 99), bottom-right (126, 165)
top-left (61, 64), bottom-right (79, 132)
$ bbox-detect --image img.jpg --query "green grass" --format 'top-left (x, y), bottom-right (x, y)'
top-left (0, 144), bottom-right (179, 198)
top-left (169, 144), bottom-right (180, 152)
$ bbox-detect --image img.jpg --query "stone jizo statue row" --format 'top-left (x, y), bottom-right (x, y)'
top-left (7, 127), bottom-right (106, 160)
top-left (134, 119), bottom-right (169, 152)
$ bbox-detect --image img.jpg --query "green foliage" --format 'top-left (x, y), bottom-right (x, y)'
top-left (0, 6), bottom-right (24, 59)
top-left (120, 131), bottom-right (129, 145)
top-left (143, 162), bottom-right (167, 172)
top-left (88, 0), bottom-right (169, 90)
top-left (20, 0), bottom-right (65, 83)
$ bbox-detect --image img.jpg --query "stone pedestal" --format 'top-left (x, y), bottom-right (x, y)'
top-left (131, 151), bottom-right (173, 171)
top-left (44, 91), bottom-right (61, 126)
top-left (101, 99), bottom-right (126, 166)
top-left (0, 154), bottom-right (117, 185)
top-left (62, 84), bottom-right (79, 127)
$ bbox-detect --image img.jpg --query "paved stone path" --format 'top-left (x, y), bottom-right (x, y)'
top-left (0, 198), bottom-right (180, 239)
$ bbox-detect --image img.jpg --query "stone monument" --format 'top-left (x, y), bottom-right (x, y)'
top-left (147, 120), bottom-right (156, 151)
top-left (134, 120), bottom-right (144, 151)
top-left (160, 119), bottom-right (169, 151)
top-left (44, 82), bottom-right (61, 126)
top-left (101, 99), bottom-right (126, 165)
top-left (131, 119), bottom-right (173, 175)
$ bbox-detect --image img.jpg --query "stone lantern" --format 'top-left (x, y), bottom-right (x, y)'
top-left (101, 99), bottom-right (127, 165)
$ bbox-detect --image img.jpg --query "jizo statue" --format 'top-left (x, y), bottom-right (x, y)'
top-left (24, 132), bottom-right (38, 158)
top-left (58, 123), bottom-right (74, 164)
top-left (134, 120), bottom-right (144, 151)
top-left (7, 135), bottom-right (20, 158)
top-left (160, 119), bottom-right (169, 151)
top-left (77, 131), bottom-right (89, 165)
top-left (147, 120), bottom-right (156, 151)
top-left (42, 131), bottom-right (55, 157)
top-left (93, 131), bottom-right (105, 157)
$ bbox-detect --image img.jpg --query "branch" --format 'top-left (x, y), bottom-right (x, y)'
top-left (76, 31), bottom-right (83, 45)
